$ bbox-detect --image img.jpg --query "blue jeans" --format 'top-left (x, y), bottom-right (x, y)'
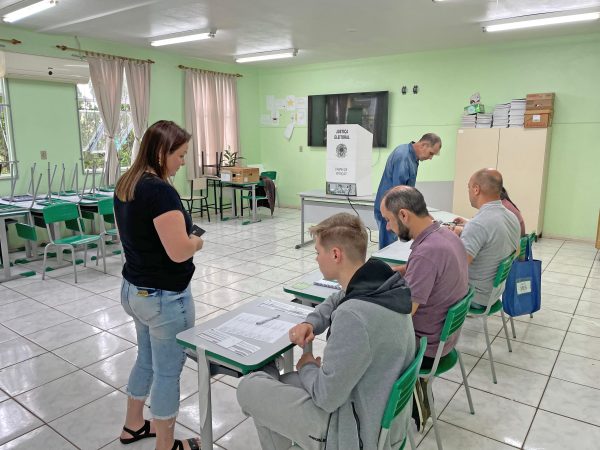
top-left (121, 279), bottom-right (195, 419)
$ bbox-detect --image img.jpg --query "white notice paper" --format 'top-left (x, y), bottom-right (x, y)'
top-left (198, 328), bottom-right (260, 357)
top-left (216, 312), bottom-right (295, 343)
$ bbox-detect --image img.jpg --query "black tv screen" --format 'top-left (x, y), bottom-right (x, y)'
top-left (308, 91), bottom-right (389, 147)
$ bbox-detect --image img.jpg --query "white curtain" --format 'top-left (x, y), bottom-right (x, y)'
top-left (88, 55), bottom-right (124, 185)
top-left (124, 60), bottom-right (151, 161)
top-left (184, 69), bottom-right (240, 180)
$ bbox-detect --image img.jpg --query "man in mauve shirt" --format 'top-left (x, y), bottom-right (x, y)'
top-left (380, 186), bottom-right (469, 431)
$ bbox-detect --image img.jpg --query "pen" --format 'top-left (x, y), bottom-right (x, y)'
top-left (256, 315), bottom-right (280, 325)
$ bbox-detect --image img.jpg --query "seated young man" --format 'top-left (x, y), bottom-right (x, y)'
top-left (380, 186), bottom-right (469, 430)
top-left (237, 213), bottom-right (415, 450)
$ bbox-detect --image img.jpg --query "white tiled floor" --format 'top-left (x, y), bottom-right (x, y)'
top-left (0, 207), bottom-right (599, 449)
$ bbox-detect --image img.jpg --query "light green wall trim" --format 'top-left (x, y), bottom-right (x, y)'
top-left (0, 24), bottom-right (260, 195)
top-left (253, 32), bottom-right (600, 240)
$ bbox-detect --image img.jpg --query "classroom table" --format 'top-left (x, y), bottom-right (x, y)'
top-left (296, 190), bottom-right (378, 248)
top-left (219, 180), bottom-right (260, 224)
top-left (176, 297), bottom-right (313, 447)
top-left (0, 204), bottom-right (34, 282)
top-left (283, 270), bottom-right (339, 306)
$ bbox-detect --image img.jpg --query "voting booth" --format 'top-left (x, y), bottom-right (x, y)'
top-left (325, 124), bottom-right (372, 196)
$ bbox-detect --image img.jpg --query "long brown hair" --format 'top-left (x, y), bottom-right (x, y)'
top-left (115, 120), bottom-right (191, 202)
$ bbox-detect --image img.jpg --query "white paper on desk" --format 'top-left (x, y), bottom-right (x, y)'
top-left (216, 312), bottom-right (295, 343)
top-left (198, 328), bottom-right (260, 357)
top-left (259, 299), bottom-right (310, 320)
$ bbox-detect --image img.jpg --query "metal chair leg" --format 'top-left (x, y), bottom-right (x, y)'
top-left (500, 310), bottom-right (513, 352)
top-left (42, 244), bottom-right (50, 280)
top-left (457, 351), bottom-right (475, 414)
top-left (407, 426), bottom-right (417, 450)
top-left (509, 316), bottom-right (517, 338)
top-left (83, 244), bottom-right (88, 267)
top-left (426, 379), bottom-right (443, 450)
top-left (100, 239), bottom-right (107, 274)
top-left (70, 245), bottom-right (77, 283)
top-left (482, 318), bottom-right (497, 384)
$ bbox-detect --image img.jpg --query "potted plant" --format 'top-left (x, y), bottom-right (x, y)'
top-left (222, 147), bottom-right (244, 167)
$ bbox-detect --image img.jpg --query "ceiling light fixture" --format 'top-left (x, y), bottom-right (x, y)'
top-left (235, 48), bottom-right (298, 63)
top-left (150, 31), bottom-right (215, 47)
top-left (483, 12), bottom-right (600, 32)
top-left (3, 0), bottom-right (57, 23)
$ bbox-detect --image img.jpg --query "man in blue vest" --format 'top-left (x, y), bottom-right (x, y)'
top-left (374, 133), bottom-right (442, 249)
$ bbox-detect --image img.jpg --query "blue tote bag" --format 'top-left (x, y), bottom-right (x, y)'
top-left (502, 240), bottom-right (542, 316)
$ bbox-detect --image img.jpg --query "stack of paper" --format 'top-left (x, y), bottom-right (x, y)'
top-left (460, 115), bottom-right (477, 128)
top-left (492, 103), bottom-right (510, 128)
top-left (476, 113), bottom-right (493, 128)
top-left (509, 99), bottom-right (526, 127)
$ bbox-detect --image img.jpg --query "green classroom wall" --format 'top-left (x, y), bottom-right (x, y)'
top-left (251, 32), bottom-right (600, 241)
top-left (0, 24), bottom-right (260, 196)
top-left (0, 24), bottom-right (598, 241)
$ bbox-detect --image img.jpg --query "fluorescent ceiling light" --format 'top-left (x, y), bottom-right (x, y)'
top-left (150, 31), bottom-right (215, 47)
top-left (235, 49), bottom-right (298, 63)
top-left (3, 0), bottom-right (56, 23)
top-left (483, 12), bottom-right (600, 32)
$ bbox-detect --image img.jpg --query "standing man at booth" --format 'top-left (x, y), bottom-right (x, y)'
top-left (374, 133), bottom-right (442, 249)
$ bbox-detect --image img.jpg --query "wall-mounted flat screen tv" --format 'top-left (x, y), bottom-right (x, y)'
top-left (308, 91), bottom-right (389, 147)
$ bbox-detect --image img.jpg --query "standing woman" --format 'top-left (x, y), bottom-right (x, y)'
top-left (115, 120), bottom-right (202, 450)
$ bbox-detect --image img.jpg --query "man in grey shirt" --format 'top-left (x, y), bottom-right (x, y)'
top-left (452, 168), bottom-right (520, 308)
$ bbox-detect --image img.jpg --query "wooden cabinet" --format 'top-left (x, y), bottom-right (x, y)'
top-left (452, 128), bottom-right (552, 234)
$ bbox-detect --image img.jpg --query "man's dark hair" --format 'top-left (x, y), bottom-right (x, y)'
top-left (383, 186), bottom-right (429, 217)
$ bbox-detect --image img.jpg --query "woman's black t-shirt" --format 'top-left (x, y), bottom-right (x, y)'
top-left (114, 173), bottom-right (195, 292)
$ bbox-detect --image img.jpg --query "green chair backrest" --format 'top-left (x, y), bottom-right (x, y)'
top-left (97, 197), bottom-right (114, 216)
top-left (42, 202), bottom-right (80, 225)
top-left (440, 288), bottom-right (474, 342)
top-left (260, 171), bottom-right (277, 181)
top-left (492, 252), bottom-right (516, 288)
top-left (519, 236), bottom-right (529, 258)
top-left (380, 337), bottom-right (427, 430)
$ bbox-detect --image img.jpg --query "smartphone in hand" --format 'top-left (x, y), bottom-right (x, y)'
top-left (190, 224), bottom-right (206, 237)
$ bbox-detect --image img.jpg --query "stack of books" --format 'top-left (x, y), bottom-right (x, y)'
top-left (475, 113), bottom-right (493, 128)
top-left (509, 99), bottom-right (526, 127)
top-left (492, 103), bottom-right (510, 128)
top-left (460, 115), bottom-right (477, 128)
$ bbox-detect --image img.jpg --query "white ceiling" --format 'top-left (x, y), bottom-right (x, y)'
top-left (1, 0), bottom-right (600, 65)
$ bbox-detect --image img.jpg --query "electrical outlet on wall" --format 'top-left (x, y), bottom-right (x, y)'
top-left (299, 145), bottom-right (303, 152)
top-left (40, 150), bottom-right (47, 160)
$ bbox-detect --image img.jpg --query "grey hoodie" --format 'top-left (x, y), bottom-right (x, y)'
top-left (300, 259), bottom-right (416, 450)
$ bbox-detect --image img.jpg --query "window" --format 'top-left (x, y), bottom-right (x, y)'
top-left (0, 79), bottom-right (16, 176)
top-left (77, 78), bottom-right (134, 171)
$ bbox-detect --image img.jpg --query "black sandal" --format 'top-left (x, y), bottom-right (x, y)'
top-left (120, 420), bottom-right (156, 444)
top-left (171, 438), bottom-right (201, 450)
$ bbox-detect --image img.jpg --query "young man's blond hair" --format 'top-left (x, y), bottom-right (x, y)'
top-left (309, 213), bottom-right (368, 263)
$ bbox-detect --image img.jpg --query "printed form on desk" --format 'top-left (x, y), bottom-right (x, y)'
top-left (216, 312), bottom-right (296, 344)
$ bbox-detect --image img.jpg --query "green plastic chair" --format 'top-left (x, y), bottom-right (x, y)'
top-left (419, 288), bottom-right (475, 450)
top-left (41, 202), bottom-right (106, 283)
top-left (377, 337), bottom-right (427, 450)
top-left (468, 252), bottom-right (516, 384)
top-left (241, 171), bottom-right (277, 216)
top-left (97, 197), bottom-right (124, 264)
top-left (289, 338), bottom-right (426, 450)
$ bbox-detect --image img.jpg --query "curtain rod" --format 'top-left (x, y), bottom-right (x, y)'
top-left (55, 45), bottom-right (154, 64)
top-left (177, 64), bottom-right (242, 78)
top-left (0, 38), bottom-right (21, 45)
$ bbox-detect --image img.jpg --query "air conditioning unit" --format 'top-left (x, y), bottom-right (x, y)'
top-left (0, 51), bottom-right (90, 84)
